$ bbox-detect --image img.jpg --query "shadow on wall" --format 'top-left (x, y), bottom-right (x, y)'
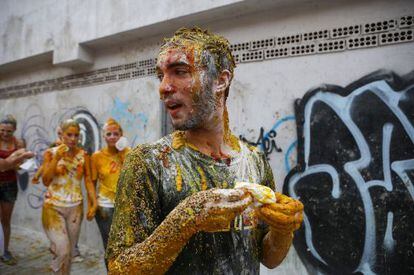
top-left (284, 70), bottom-right (414, 275)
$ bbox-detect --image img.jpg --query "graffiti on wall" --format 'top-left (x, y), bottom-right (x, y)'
top-left (284, 70), bottom-right (414, 274)
top-left (240, 127), bottom-right (283, 158)
top-left (240, 115), bottom-right (298, 173)
top-left (110, 97), bottom-right (149, 147)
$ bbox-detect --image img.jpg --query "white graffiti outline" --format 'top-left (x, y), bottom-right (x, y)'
top-left (287, 80), bottom-right (414, 274)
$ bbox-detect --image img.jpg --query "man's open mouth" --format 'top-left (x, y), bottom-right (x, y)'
top-left (166, 101), bottom-right (183, 111)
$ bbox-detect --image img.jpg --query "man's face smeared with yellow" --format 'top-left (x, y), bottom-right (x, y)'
top-left (156, 45), bottom-right (217, 131)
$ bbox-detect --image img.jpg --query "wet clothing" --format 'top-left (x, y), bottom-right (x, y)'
top-left (91, 147), bottom-right (130, 208)
top-left (42, 147), bottom-right (88, 274)
top-left (42, 203), bottom-right (83, 273)
top-left (107, 132), bottom-right (275, 274)
top-left (43, 147), bottom-right (87, 207)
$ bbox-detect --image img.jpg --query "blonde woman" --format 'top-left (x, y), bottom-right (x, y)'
top-left (41, 119), bottom-right (97, 274)
top-left (0, 115), bottom-right (25, 265)
top-left (90, 118), bottom-right (129, 266)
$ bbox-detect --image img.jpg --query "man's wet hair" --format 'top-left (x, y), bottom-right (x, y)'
top-left (160, 27), bottom-right (236, 99)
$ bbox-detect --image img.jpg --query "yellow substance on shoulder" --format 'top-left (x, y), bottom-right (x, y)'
top-left (175, 164), bottom-right (183, 192)
top-left (171, 131), bottom-right (200, 152)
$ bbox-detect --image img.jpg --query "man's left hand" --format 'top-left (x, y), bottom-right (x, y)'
top-left (256, 192), bottom-right (304, 234)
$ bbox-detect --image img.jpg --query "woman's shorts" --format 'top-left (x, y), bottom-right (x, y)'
top-left (0, 181), bottom-right (18, 203)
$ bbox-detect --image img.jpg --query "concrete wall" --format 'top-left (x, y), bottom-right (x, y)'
top-left (1, 0), bottom-right (413, 274)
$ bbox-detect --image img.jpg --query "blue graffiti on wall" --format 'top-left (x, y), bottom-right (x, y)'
top-left (240, 115), bottom-right (297, 173)
top-left (110, 97), bottom-right (148, 147)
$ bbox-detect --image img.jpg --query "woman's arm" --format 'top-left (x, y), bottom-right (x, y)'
top-left (84, 153), bottom-right (97, 220)
top-left (42, 145), bottom-right (66, 186)
top-left (0, 148), bottom-right (34, 172)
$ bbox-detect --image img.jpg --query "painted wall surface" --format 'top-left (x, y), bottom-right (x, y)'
top-left (1, 0), bottom-right (413, 274)
top-left (285, 71), bottom-right (414, 274)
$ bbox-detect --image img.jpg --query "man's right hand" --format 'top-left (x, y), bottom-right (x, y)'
top-left (179, 188), bottom-right (253, 233)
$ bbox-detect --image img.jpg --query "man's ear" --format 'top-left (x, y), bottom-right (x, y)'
top-left (215, 69), bottom-right (232, 94)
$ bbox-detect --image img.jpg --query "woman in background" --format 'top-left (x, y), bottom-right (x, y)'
top-left (41, 119), bottom-right (97, 274)
top-left (0, 115), bottom-right (25, 265)
top-left (90, 118), bottom-right (130, 268)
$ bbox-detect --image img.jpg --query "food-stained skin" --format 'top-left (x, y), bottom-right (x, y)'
top-left (42, 146), bottom-right (85, 206)
top-left (41, 122), bottom-right (97, 213)
top-left (41, 120), bottom-right (97, 274)
top-left (103, 124), bottom-right (122, 148)
top-left (157, 46), bottom-right (215, 132)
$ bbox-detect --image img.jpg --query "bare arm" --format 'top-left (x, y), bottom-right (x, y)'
top-left (42, 145), bottom-right (66, 186)
top-left (32, 164), bottom-right (43, 184)
top-left (84, 153), bottom-right (97, 220)
top-left (258, 192), bottom-right (304, 268)
top-left (0, 148), bottom-right (34, 172)
top-left (41, 150), bottom-right (58, 186)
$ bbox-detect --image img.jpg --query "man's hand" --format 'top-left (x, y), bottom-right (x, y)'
top-left (259, 192), bottom-right (304, 268)
top-left (179, 188), bottom-right (253, 233)
top-left (257, 192), bottom-right (304, 234)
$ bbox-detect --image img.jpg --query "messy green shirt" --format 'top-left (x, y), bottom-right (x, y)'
top-left (107, 132), bottom-right (275, 274)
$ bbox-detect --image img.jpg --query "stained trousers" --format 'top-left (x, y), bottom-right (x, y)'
top-left (42, 203), bottom-right (83, 275)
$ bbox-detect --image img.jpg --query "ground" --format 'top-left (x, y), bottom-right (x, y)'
top-left (0, 226), bottom-right (106, 275)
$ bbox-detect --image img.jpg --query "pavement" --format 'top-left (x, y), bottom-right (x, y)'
top-left (0, 226), bottom-right (106, 275)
